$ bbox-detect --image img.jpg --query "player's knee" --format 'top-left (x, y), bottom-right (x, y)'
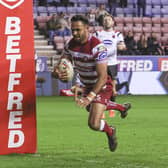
top-left (88, 121), bottom-right (99, 131)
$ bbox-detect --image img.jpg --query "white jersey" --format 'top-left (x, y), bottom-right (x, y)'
top-left (94, 30), bottom-right (124, 66)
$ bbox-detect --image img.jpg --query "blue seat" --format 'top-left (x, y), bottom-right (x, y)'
top-left (152, 8), bottom-right (161, 17)
top-left (146, 0), bottom-right (152, 5)
top-left (152, 0), bottom-right (161, 5)
top-left (161, 0), bottom-right (168, 6)
top-left (124, 8), bottom-right (136, 17)
top-left (116, 8), bottom-right (124, 16)
top-left (88, 0), bottom-right (97, 5)
top-left (161, 8), bottom-right (168, 17)
top-left (47, 6), bottom-right (57, 15)
top-left (76, 7), bottom-right (87, 14)
top-left (67, 7), bottom-right (77, 14)
top-left (96, 0), bottom-right (108, 4)
top-left (37, 6), bottom-right (48, 16)
top-left (145, 5), bottom-right (152, 17)
top-left (78, 0), bottom-right (88, 4)
top-left (56, 7), bottom-right (67, 13)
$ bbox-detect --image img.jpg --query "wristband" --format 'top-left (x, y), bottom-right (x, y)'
top-left (90, 91), bottom-right (96, 97)
top-left (86, 91), bottom-right (96, 102)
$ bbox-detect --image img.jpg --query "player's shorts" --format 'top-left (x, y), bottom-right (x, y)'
top-left (84, 76), bottom-right (113, 106)
top-left (107, 64), bottom-right (118, 80)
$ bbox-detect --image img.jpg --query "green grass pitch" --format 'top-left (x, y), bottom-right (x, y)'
top-left (0, 95), bottom-right (168, 168)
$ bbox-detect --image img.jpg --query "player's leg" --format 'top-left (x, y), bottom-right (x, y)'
top-left (107, 65), bottom-right (118, 102)
top-left (106, 101), bottom-right (131, 118)
top-left (88, 102), bottom-right (106, 131)
top-left (88, 103), bottom-right (117, 152)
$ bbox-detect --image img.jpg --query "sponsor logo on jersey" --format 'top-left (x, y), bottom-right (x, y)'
top-left (97, 52), bottom-right (107, 61)
top-left (97, 45), bottom-right (106, 52)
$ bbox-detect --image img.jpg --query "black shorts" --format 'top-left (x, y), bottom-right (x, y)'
top-left (107, 64), bottom-right (118, 80)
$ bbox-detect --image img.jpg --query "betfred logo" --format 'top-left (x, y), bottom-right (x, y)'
top-left (158, 58), bottom-right (168, 71)
top-left (0, 0), bottom-right (24, 9)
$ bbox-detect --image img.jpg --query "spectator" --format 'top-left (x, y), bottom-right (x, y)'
top-left (38, 0), bottom-right (47, 6)
top-left (48, 0), bottom-right (59, 6)
top-left (137, 34), bottom-right (148, 55)
top-left (54, 13), bottom-right (71, 36)
top-left (108, 0), bottom-right (117, 16)
top-left (164, 46), bottom-right (168, 55)
top-left (48, 0), bottom-right (74, 6)
top-left (46, 13), bottom-right (71, 44)
top-left (137, 0), bottom-right (146, 17)
top-left (124, 31), bottom-right (137, 55)
top-left (147, 33), bottom-right (164, 55)
top-left (86, 9), bottom-right (97, 26)
top-left (46, 14), bottom-right (59, 43)
top-left (119, 0), bottom-right (127, 8)
top-left (95, 4), bottom-right (109, 26)
top-left (59, 0), bottom-right (74, 6)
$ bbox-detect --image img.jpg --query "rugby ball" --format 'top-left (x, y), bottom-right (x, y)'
top-left (58, 58), bottom-right (74, 82)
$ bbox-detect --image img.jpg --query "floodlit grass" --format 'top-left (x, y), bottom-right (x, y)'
top-left (0, 95), bottom-right (168, 168)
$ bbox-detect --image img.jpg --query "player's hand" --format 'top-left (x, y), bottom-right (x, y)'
top-left (76, 91), bottom-right (96, 108)
top-left (71, 85), bottom-right (84, 101)
top-left (113, 88), bottom-right (118, 97)
top-left (76, 97), bottom-right (90, 108)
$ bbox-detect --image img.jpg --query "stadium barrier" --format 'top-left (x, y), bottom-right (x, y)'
top-left (36, 55), bottom-right (168, 96)
top-left (117, 55), bottom-right (168, 95)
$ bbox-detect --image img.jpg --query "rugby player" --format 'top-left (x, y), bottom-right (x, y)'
top-left (94, 13), bottom-right (127, 101)
top-left (52, 15), bottom-right (131, 152)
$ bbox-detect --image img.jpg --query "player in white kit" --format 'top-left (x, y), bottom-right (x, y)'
top-left (94, 14), bottom-right (126, 101)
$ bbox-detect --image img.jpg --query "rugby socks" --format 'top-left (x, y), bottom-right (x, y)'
top-left (99, 120), bottom-right (113, 136)
top-left (106, 100), bottom-right (125, 112)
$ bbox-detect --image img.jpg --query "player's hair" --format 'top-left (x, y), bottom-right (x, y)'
top-left (103, 13), bottom-right (115, 22)
top-left (71, 15), bottom-right (89, 25)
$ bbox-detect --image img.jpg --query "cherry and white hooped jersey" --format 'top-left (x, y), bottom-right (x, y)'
top-left (94, 30), bottom-right (124, 66)
top-left (63, 35), bottom-right (107, 88)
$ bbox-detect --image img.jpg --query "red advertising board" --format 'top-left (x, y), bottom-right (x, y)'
top-left (0, 0), bottom-right (37, 154)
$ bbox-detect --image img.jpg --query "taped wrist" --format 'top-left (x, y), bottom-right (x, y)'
top-left (86, 91), bottom-right (96, 102)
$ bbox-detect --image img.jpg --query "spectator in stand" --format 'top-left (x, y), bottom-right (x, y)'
top-left (108, 0), bottom-right (117, 16)
top-left (46, 14), bottom-right (59, 43)
top-left (48, 0), bottom-right (74, 6)
top-left (38, 0), bottom-right (47, 6)
top-left (59, 0), bottom-right (74, 6)
top-left (137, 34), bottom-right (148, 55)
top-left (54, 13), bottom-right (71, 36)
top-left (147, 33), bottom-right (164, 55)
top-left (35, 13), bottom-right (57, 39)
top-left (95, 4), bottom-right (109, 26)
top-left (124, 31), bottom-right (137, 55)
top-left (47, 0), bottom-right (58, 6)
top-left (137, 0), bottom-right (146, 17)
top-left (119, 0), bottom-right (127, 8)
top-left (164, 46), bottom-right (168, 55)
top-left (86, 9), bottom-right (97, 26)
top-left (46, 13), bottom-right (71, 44)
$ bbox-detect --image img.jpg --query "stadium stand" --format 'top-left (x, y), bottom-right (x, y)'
top-left (34, 0), bottom-right (168, 69)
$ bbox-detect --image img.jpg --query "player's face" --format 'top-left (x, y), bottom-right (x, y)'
top-left (71, 21), bottom-right (89, 44)
top-left (103, 16), bottom-right (114, 30)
